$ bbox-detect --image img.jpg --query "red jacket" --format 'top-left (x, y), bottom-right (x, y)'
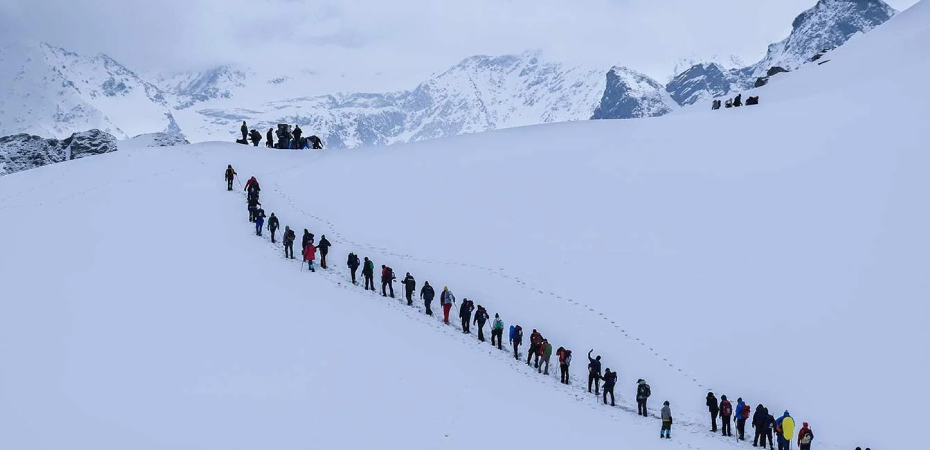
top-left (797, 426), bottom-right (813, 445)
top-left (303, 244), bottom-right (316, 261)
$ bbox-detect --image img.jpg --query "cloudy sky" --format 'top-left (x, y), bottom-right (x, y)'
top-left (0, 0), bottom-right (919, 90)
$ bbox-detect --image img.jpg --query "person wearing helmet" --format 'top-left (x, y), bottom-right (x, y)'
top-left (660, 401), bottom-right (673, 439)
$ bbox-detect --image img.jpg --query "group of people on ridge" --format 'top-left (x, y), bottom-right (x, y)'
top-left (238, 121), bottom-right (322, 149)
top-left (711, 93), bottom-right (760, 110)
top-left (225, 164), bottom-right (834, 446)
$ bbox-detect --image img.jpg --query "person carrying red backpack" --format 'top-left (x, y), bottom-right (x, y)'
top-left (719, 395), bottom-right (733, 437)
top-left (303, 243), bottom-right (316, 272)
top-left (797, 422), bottom-right (814, 450)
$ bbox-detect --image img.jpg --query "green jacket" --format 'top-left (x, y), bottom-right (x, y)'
top-left (543, 342), bottom-right (553, 359)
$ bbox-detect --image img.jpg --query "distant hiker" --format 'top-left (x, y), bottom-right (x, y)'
top-left (557, 347), bottom-right (572, 384)
top-left (241, 121), bottom-right (248, 141)
top-left (539, 339), bottom-right (552, 375)
top-left (736, 398), bottom-right (750, 440)
top-left (247, 197), bottom-right (261, 222)
top-left (267, 213), bottom-right (279, 243)
top-left (266, 128), bottom-right (274, 148)
top-left (420, 281), bottom-right (434, 315)
top-left (249, 129), bottom-right (262, 146)
top-left (317, 235), bottom-right (331, 268)
top-left (225, 165), bottom-right (237, 190)
top-left (660, 401), bottom-right (673, 439)
top-left (746, 96), bottom-right (760, 106)
top-left (292, 125), bottom-right (303, 147)
top-left (302, 229), bottom-right (314, 250)
top-left (303, 242), bottom-right (316, 272)
top-left (347, 252), bottom-right (361, 284)
top-left (707, 392), bottom-right (720, 432)
top-left (637, 379), bottom-right (651, 417)
top-left (734, 93), bottom-right (743, 107)
top-left (527, 329), bottom-right (543, 368)
top-left (775, 411), bottom-right (794, 450)
top-left (765, 412), bottom-right (777, 450)
top-left (473, 304), bottom-right (489, 340)
top-left (797, 422), bottom-right (813, 450)
top-left (711, 99), bottom-right (721, 110)
top-left (283, 226), bottom-right (296, 259)
top-left (380, 265), bottom-right (395, 298)
top-left (401, 272), bottom-right (416, 305)
top-left (725, 99), bottom-right (733, 108)
top-left (459, 298), bottom-right (474, 334)
top-left (491, 313), bottom-right (504, 349)
top-left (753, 405), bottom-right (769, 447)
top-left (362, 257), bottom-right (375, 291)
top-left (587, 350), bottom-right (602, 394)
top-left (509, 324), bottom-right (523, 360)
top-left (602, 368), bottom-right (617, 406)
top-left (309, 135), bottom-right (322, 149)
top-left (440, 287), bottom-right (455, 323)
top-left (720, 395), bottom-right (733, 437)
top-left (254, 207), bottom-right (266, 236)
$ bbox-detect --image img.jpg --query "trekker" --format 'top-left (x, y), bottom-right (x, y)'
top-left (401, 272), bottom-right (416, 305)
top-left (224, 165), bottom-right (237, 190)
top-left (602, 368), bottom-right (617, 406)
top-left (362, 257), bottom-right (375, 291)
top-left (303, 242), bottom-right (316, 272)
top-left (720, 395), bottom-right (733, 437)
top-left (660, 401), bottom-right (673, 439)
top-left (267, 213), bottom-right (279, 243)
top-left (254, 207), bottom-right (266, 236)
top-left (309, 135), bottom-right (322, 149)
top-left (459, 298), bottom-right (474, 334)
top-left (539, 339), bottom-right (552, 375)
top-left (734, 93), bottom-right (743, 107)
top-left (247, 197), bottom-right (261, 222)
top-left (240, 121), bottom-right (248, 141)
top-left (707, 392), bottom-right (720, 432)
top-left (440, 287), bottom-right (455, 323)
top-left (527, 329), bottom-right (543, 368)
top-left (301, 229), bottom-right (314, 250)
top-left (725, 99), bottom-right (733, 108)
top-left (266, 128), bottom-right (274, 148)
top-left (473, 305), bottom-right (489, 341)
top-left (509, 324), bottom-right (523, 360)
top-left (244, 176), bottom-right (260, 200)
top-left (381, 265), bottom-right (395, 298)
top-left (490, 313), bottom-right (504, 349)
top-left (797, 422), bottom-right (813, 450)
top-left (249, 129), bottom-right (262, 146)
top-left (317, 235), bottom-right (331, 268)
top-left (347, 253), bottom-right (360, 284)
top-left (293, 125), bottom-right (303, 146)
top-left (753, 405), bottom-right (768, 447)
top-left (637, 379), bottom-right (651, 417)
top-left (420, 281), bottom-right (434, 315)
top-left (764, 412), bottom-right (776, 450)
top-left (283, 226), bottom-right (296, 259)
top-left (557, 347), bottom-right (571, 384)
top-left (587, 350), bottom-right (602, 394)
top-left (775, 411), bottom-right (794, 450)
top-left (736, 398), bottom-right (750, 440)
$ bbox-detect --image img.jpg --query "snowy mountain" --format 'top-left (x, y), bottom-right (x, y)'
top-left (0, 129), bottom-right (117, 175)
top-left (666, 0), bottom-right (897, 106)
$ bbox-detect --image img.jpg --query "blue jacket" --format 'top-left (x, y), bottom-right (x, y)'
top-left (509, 326), bottom-right (522, 344)
top-left (735, 401), bottom-right (746, 419)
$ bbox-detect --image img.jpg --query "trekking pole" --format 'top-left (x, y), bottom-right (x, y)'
top-left (235, 174), bottom-right (243, 188)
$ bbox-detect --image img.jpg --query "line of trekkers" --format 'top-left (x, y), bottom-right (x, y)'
top-left (237, 121), bottom-right (323, 149)
top-left (711, 93), bottom-right (760, 110)
top-left (227, 165), bottom-right (832, 448)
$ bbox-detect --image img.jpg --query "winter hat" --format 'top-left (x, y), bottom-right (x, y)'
top-left (721, 395), bottom-right (727, 401)
top-left (444, 286), bottom-right (448, 290)
top-left (738, 397), bottom-right (742, 402)
top-left (803, 422), bottom-right (808, 427)
top-left (495, 313), bottom-right (499, 318)
top-left (637, 379), bottom-right (644, 383)
top-left (664, 401), bottom-right (670, 406)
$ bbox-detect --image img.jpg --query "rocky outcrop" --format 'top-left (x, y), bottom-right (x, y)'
top-left (0, 129), bottom-right (117, 176)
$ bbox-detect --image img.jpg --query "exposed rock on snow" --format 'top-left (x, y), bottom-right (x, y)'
top-left (0, 129), bottom-right (117, 175)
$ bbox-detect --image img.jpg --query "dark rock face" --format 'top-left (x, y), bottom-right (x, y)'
top-left (0, 129), bottom-right (117, 175)
top-left (591, 67), bottom-right (674, 120)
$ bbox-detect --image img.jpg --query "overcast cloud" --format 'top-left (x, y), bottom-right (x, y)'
top-left (0, 0), bottom-right (919, 90)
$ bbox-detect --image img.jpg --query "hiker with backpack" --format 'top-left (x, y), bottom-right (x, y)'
top-left (797, 422), bottom-right (813, 450)
top-left (637, 379), bottom-right (651, 417)
top-left (473, 305), bottom-right (489, 341)
top-left (362, 257), bottom-right (375, 291)
top-left (283, 226), bottom-right (296, 259)
top-left (587, 350), bottom-right (602, 395)
top-left (381, 265), bottom-right (395, 298)
top-left (401, 272), bottom-right (416, 305)
top-left (267, 213), bottom-right (279, 243)
top-left (753, 405), bottom-right (769, 447)
top-left (775, 411), bottom-right (794, 450)
top-left (602, 368), bottom-right (617, 406)
top-left (440, 287), bottom-right (455, 323)
top-left (764, 412), bottom-right (777, 450)
top-left (420, 281), bottom-right (434, 315)
top-left (302, 229), bottom-right (314, 250)
top-left (736, 398), bottom-right (750, 440)
top-left (249, 129), bottom-right (262, 146)
top-left (347, 253), bottom-right (360, 284)
top-left (309, 135), bottom-right (322, 149)
top-left (459, 298), bottom-right (474, 334)
top-left (509, 324), bottom-right (523, 360)
top-left (225, 165), bottom-right (237, 191)
top-left (317, 235), bottom-right (331, 269)
top-left (303, 242), bottom-right (316, 272)
top-left (244, 176), bottom-right (260, 198)
top-left (720, 395), bottom-right (733, 437)
top-left (660, 401), bottom-right (673, 439)
top-left (539, 339), bottom-right (552, 375)
top-left (491, 313), bottom-right (504, 349)
top-left (527, 329), bottom-right (543, 368)
top-left (557, 347), bottom-right (571, 384)
top-left (707, 392), bottom-right (720, 432)
top-left (254, 207), bottom-right (266, 236)
top-left (247, 197), bottom-right (261, 222)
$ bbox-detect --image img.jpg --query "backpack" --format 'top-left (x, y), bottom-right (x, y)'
top-left (638, 383), bottom-right (651, 399)
top-left (493, 318), bottom-right (503, 330)
top-left (741, 405), bottom-right (751, 419)
top-left (721, 401), bottom-right (732, 416)
top-left (800, 431), bottom-right (813, 444)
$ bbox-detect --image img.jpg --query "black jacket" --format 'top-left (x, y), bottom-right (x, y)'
top-left (268, 215), bottom-right (279, 230)
top-left (752, 407), bottom-right (767, 427)
top-left (587, 350), bottom-right (601, 376)
top-left (347, 253), bottom-right (360, 269)
top-left (318, 237), bottom-right (331, 254)
top-left (474, 307), bottom-right (489, 325)
top-left (225, 167), bottom-right (236, 180)
top-left (293, 126), bottom-right (303, 140)
top-left (637, 383), bottom-right (651, 400)
top-left (241, 123), bottom-right (248, 135)
top-left (707, 394), bottom-right (720, 413)
top-left (302, 231), bottom-right (313, 249)
top-left (420, 284), bottom-right (435, 301)
top-left (248, 198), bottom-right (260, 208)
top-left (283, 229), bottom-right (295, 243)
top-left (402, 275), bottom-right (415, 291)
top-left (266, 129), bottom-right (273, 144)
top-left (459, 300), bottom-right (473, 318)
top-left (603, 371), bottom-right (617, 389)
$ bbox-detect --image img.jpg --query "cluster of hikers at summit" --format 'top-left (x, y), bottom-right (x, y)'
top-left (225, 165), bottom-right (855, 449)
top-left (237, 121), bottom-right (323, 150)
top-left (711, 93), bottom-right (760, 110)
